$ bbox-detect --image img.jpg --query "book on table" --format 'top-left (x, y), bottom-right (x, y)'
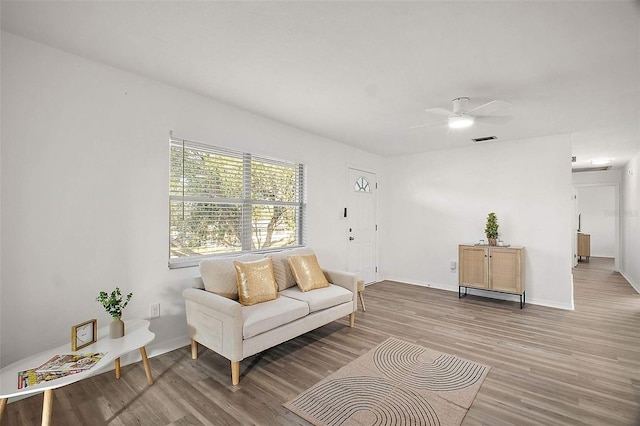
top-left (17, 352), bottom-right (105, 389)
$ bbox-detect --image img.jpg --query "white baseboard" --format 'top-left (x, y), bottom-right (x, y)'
top-left (383, 276), bottom-right (455, 292)
top-left (384, 276), bottom-right (574, 310)
top-left (108, 335), bottom-right (191, 368)
top-left (524, 297), bottom-right (574, 311)
top-left (146, 335), bottom-right (192, 359)
top-left (620, 270), bottom-right (640, 294)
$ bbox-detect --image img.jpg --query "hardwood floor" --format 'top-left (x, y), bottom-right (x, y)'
top-left (3, 257), bottom-right (639, 425)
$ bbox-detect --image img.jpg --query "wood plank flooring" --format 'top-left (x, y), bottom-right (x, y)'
top-left (3, 257), bottom-right (639, 425)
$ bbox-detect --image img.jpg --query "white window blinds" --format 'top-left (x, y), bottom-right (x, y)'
top-left (169, 136), bottom-right (306, 268)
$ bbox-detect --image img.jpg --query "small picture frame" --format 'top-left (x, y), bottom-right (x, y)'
top-left (71, 319), bottom-right (97, 351)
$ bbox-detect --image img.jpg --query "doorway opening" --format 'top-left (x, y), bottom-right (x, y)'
top-left (573, 184), bottom-right (619, 271)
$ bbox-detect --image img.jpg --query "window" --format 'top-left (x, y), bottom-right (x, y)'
top-left (354, 176), bottom-right (371, 192)
top-left (169, 136), bottom-right (306, 268)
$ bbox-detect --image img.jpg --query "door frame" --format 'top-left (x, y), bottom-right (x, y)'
top-left (346, 165), bottom-right (379, 284)
top-left (572, 183), bottom-right (620, 271)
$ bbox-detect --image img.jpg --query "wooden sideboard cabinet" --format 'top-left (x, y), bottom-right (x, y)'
top-left (577, 233), bottom-right (590, 262)
top-left (458, 244), bottom-right (525, 308)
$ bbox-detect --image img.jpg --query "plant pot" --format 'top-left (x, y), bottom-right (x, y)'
top-left (110, 317), bottom-right (125, 338)
top-left (488, 238), bottom-right (497, 246)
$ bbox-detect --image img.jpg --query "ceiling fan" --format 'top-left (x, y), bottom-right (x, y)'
top-left (411, 97), bottom-right (512, 129)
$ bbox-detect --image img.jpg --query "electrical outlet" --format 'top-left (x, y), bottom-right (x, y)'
top-left (150, 303), bottom-right (160, 318)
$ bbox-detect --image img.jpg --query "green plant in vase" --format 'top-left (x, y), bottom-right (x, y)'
top-left (97, 287), bottom-right (133, 338)
top-left (485, 212), bottom-right (499, 246)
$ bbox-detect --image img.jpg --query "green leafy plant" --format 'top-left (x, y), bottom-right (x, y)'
top-left (485, 212), bottom-right (499, 239)
top-left (96, 287), bottom-right (133, 319)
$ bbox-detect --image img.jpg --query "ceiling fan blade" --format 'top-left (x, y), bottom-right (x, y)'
top-left (475, 115), bottom-right (513, 125)
top-left (467, 100), bottom-right (511, 116)
top-left (423, 107), bottom-right (453, 117)
top-left (410, 106), bottom-right (451, 129)
top-left (409, 119), bottom-right (446, 129)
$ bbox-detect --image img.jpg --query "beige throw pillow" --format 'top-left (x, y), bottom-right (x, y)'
top-left (234, 258), bottom-right (279, 306)
top-left (200, 254), bottom-right (262, 299)
top-left (287, 254), bottom-right (330, 292)
top-left (269, 247), bottom-right (315, 291)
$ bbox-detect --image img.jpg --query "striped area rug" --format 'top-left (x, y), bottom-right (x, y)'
top-left (284, 337), bottom-right (490, 426)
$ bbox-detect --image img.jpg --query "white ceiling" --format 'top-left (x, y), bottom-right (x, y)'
top-left (2, 1), bottom-right (639, 168)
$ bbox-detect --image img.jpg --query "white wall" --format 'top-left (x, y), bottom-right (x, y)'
top-left (0, 33), bottom-right (381, 367)
top-left (379, 135), bottom-right (575, 310)
top-left (572, 169), bottom-right (622, 186)
top-left (576, 186), bottom-right (616, 257)
top-left (621, 152), bottom-right (640, 292)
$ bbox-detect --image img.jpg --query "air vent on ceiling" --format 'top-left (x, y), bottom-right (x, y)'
top-left (572, 166), bottom-right (611, 173)
top-left (471, 136), bottom-right (497, 143)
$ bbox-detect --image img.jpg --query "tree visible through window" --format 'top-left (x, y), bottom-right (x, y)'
top-left (169, 137), bottom-right (305, 267)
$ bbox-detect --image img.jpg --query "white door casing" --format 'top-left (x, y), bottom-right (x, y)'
top-left (347, 168), bottom-right (377, 284)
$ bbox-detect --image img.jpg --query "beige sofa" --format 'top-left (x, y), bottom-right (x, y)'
top-left (182, 247), bottom-right (357, 385)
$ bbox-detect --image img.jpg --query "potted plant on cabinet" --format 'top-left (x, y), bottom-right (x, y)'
top-left (97, 287), bottom-right (133, 338)
top-left (485, 212), bottom-right (499, 246)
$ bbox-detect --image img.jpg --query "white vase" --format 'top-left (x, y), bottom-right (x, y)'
top-left (110, 317), bottom-right (125, 338)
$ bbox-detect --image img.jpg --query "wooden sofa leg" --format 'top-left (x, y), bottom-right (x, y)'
top-left (349, 312), bottom-right (355, 327)
top-left (0, 398), bottom-right (7, 423)
top-left (231, 361), bottom-right (240, 386)
top-left (191, 339), bottom-right (198, 359)
top-left (358, 291), bottom-right (366, 312)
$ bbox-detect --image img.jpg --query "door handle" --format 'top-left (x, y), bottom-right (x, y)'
top-left (349, 236), bottom-right (355, 241)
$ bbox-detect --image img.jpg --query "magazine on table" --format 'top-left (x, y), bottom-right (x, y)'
top-left (17, 352), bottom-right (105, 389)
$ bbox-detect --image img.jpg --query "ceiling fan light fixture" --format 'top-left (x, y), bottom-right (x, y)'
top-left (448, 115), bottom-right (474, 129)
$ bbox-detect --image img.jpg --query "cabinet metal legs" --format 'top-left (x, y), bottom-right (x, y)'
top-left (458, 286), bottom-right (525, 309)
top-left (458, 286), bottom-right (468, 298)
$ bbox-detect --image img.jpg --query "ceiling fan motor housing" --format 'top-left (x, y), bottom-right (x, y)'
top-left (451, 97), bottom-right (470, 115)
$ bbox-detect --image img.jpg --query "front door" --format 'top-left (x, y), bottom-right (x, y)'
top-left (347, 168), bottom-right (377, 284)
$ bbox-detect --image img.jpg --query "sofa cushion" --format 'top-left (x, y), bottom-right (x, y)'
top-left (242, 296), bottom-right (309, 339)
top-left (280, 284), bottom-right (353, 313)
top-left (268, 247), bottom-right (315, 291)
top-left (234, 258), bottom-right (279, 306)
top-left (200, 254), bottom-right (262, 299)
top-left (288, 254), bottom-right (330, 292)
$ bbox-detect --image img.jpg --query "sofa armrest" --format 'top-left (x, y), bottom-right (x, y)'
top-left (183, 287), bottom-right (241, 316)
top-left (182, 288), bottom-right (243, 362)
top-left (322, 269), bottom-right (358, 311)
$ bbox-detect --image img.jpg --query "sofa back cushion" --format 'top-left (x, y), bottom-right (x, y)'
top-left (287, 254), bottom-right (330, 292)
top-left (234, 258), bottom-right (279, 306)
top-left (269, 247), bottom-right (314, 291)
top-left (200, 254), bottom-right (262, 299)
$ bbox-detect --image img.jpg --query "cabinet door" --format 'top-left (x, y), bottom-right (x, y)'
top-left (489, 248), bottom-right (523, 293)
top-left (577, 233), bottom-right (590, 257)
top-left (459, 246), bottom-right (488, 289)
